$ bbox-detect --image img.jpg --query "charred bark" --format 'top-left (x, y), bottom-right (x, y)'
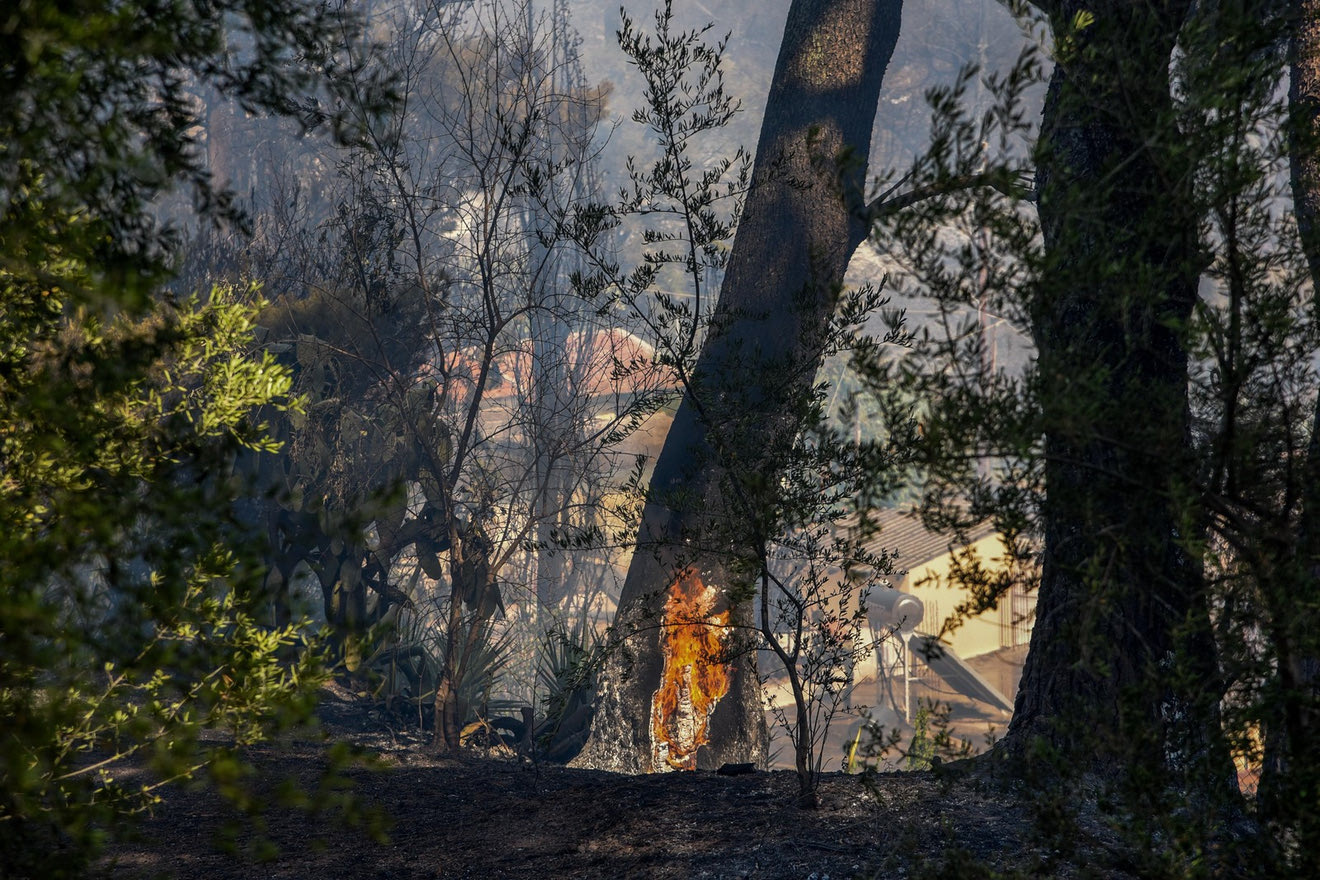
top-left (1004, 2), bottom-right (1228, 788)
top-left (573, 0), bottom-right (903, 773)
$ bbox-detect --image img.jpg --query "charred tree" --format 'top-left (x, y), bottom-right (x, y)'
top-left (1002, 1), bottom-right (1228, 788)
top-left (574, 0), bottom-right (903, 774)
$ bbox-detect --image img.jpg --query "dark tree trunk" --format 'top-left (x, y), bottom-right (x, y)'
top-left (573, 0), bottom-right (903, 774)
top-left (433, 524), bottom-right (504, 752)
top-left (1292, 0), bottom-right (1320, 284)
top-left (1290, 0), bottom-right (1320, 717)
top-left (1005, 1), bottom-right (1227, 786)
top-left (1261, 0), bottom-right (1320, 842)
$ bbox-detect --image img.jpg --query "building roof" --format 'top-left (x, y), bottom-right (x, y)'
top-left (437, 328), bottom-right (672, 403)
top-left (860, 507), bottom-right (998, 579)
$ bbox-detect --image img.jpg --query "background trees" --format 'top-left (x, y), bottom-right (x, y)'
top-left (213, 0), bottom-right (658, 753)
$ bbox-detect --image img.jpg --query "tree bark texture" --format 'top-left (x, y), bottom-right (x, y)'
top-left (1262, 0), bottom-right (1320, 834)
top-left (1005, 1), bottom-right (1226, 783)
top-left (1292, 0), bottom-right (1320, 283)
top-left (572, 0), bottom-right (903, 773)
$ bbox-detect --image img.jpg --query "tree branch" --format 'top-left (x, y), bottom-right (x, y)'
top-left (864, 168), bottom-right (1036, 222)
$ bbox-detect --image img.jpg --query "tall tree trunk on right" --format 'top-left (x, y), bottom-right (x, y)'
top-left (1004, 1), bottom-right (1228, 789)
top-left (573, 0), bottom-right (903, 774)
top-left (1261, 0), bottom-right (1320, 848)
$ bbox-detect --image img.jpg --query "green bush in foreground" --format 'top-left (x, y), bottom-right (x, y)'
top-left (0, 275), bottom-right (315, 875)
top-left (1, 2), bottom-right (388, 872)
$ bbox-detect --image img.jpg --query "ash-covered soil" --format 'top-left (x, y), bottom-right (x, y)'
top-left (101, 683), bottom-right (1134, 879)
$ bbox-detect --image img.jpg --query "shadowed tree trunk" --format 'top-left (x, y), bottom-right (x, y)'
top-left (1003, 1), bottom-right (1228, 787)
top-left (1292, 0), bottom-right (1320, 284)
top-left (573, 0), bottom-right (903, 774)
top-left (1259, 0), bottom-right (1320, 846)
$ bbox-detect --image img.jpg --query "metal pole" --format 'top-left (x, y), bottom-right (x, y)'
top-left (903, 638), bottom-right (911, 725)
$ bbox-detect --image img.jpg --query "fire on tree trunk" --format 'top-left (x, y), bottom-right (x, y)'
top-left (650, 569), bottom-right (734, 771)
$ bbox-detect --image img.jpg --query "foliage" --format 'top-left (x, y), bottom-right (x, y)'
top-left (758, 526), bottom-right (885, 787)
top-left (0, 0), bottom-right (389, 308)
top-left (568, 0), bottom-right (750, 379)
top-left (0, 0), bottom-right (387, 872)
top-left (0, 279), bottom-right (311, 874)
top-left (900, 702), bottom-right (968, 771)
top-left (534, 623), bottom-right (601, 761)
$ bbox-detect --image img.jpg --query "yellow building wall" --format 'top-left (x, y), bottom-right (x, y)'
top-left (901, 533), bottom-right (1027, 659)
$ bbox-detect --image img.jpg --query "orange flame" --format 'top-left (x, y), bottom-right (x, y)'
top-left (650, 568), bottom-right (733, 771)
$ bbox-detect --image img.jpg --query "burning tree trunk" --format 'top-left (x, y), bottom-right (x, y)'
top-left (573, 0), bottom-right (903, 773)
top-left (649, 570), bottom-right (735, 770)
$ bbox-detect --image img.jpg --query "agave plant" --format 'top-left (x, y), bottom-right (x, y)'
top-left (535, 624), bottom-right (601, 762)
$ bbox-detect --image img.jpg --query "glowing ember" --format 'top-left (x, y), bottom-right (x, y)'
top-left (650, 569), bottom-right (733, 771)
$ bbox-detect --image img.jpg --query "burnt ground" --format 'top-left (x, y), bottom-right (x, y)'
top-left (100, 683), bottom-right (1138, 880)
